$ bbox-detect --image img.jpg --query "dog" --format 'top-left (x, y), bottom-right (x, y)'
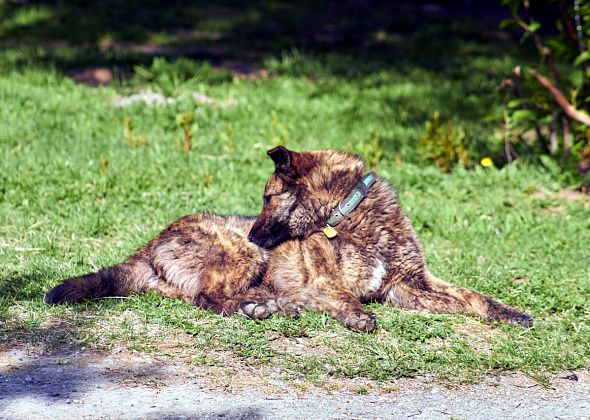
top-left (45, 147), bottom-right (533, 331)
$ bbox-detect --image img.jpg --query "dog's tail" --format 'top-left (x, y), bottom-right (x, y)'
top-left (45, 259), bottom-right (154, 305)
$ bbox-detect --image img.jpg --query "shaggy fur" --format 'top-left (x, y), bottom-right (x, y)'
top-left (45, 147), bottom-right (533, 332)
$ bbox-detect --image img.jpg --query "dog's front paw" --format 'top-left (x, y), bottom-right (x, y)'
top-left (263, 298), bottom-right (302, 318)
top-left (344, 311), bottom-right (377, 333)
top-left (238, 301), bottom-right (271, 320)
top-left (276, 297), bottom-right (302, 317)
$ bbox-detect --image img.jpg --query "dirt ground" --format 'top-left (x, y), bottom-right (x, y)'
top-left (1, 347), bottom-right (588, 419)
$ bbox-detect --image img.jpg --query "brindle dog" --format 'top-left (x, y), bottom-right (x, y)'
top-left (46, 147), bottom-right (533, 331)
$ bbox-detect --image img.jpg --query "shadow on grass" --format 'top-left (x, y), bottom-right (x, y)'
top-left (0, 319), bottom-right (263, 418)
top-left (0, 268), bottom-right (162, 404)
top-left (0, 270), bottom-right (60, 302)
top-left (0, 320), bottom-right (94, 400)
top-left (0, 318), bottom-right (172, 406)
top-left (0, 0), bottom-right (530, 76)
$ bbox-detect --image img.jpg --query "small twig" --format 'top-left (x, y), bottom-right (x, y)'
top-left (562, 6), bottom-right (578, 40)
top-left (514, 10), bottom-right (550, 59)
top-left (550, 107), bottom-right (559, 155)
top-left (183, 125), bottom-right (191, 153)
top-left (512, 66), bottom-right (544, 141)
top-left (200, 154), bottom-right (229, 161)
top-left (562, 116), bottom-right (571, 159)
top-left (503, 110), bottom-right (514, 164)
top-left (574, 0), bottom-right (586, 56)
top-left (512, 383), bottom-right (540, 389)
top-left (521, 2), bottom-right (562, 87)
top-left (434, 409), bottom-right (453, 415)
top-left (28, 220), bottom-right (45, 230)
top-left (527, 68), bottom-right (590, 126)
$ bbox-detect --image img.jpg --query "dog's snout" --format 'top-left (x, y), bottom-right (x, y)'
top-left (248, 228), bottom-right (263, 246)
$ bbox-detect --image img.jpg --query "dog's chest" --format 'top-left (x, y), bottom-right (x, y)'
top-left (366, 259), bottom-right (387, 293)
top-left (337, 243), bottom-right (387, 297)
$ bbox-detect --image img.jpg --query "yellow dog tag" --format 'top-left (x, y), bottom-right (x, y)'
top-left (322, 225), bottom-right (338, 238)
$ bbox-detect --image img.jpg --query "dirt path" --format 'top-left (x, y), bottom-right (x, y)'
top-left (1, 348), bottom-right (588, 419)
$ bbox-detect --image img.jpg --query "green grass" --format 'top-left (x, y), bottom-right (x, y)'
top-left (1, 10), bottom-right (589, 386)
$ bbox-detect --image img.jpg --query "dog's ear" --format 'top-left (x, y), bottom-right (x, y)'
top-left (267, 146), bottom-right (299, 180)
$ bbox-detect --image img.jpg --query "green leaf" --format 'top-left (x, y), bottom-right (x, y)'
top-left (507, 99), bottom-right (525, 109)
top-left (510, 109), bottom-right (535, 123)
top-left (528, 21), bottom-right (541, 33)
top-left (574, 51), bottom-right (590, 66)
top-left (501, 0), bottom-right (520, 14)
top-left (499, 18), bottom-right (516, 29)
top-left (519, 31), bottom-right (531, 44)
top-left (569, 70), bottom-right (583, 87)
top-left (484, 108), bottom-right (504, 122)
top-left (538, 114), bottom-right (553, 125)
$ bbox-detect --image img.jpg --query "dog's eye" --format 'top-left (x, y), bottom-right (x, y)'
top-left (263, 195), bottom-right (271, 206)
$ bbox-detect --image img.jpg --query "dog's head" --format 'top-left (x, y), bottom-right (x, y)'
top-left (248, 146), bottom-right (365, 249)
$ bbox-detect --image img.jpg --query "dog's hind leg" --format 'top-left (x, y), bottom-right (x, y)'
top-left (189, 281), bottom-right (301, 319)
top-left (194, 281), bottom-right (272, 316)
top-left (149, 224), bottom-right (270, 315)
top-left (386, 271), bottom-right (533, 327)
top-left (151, 278), bottom-right (194, 303)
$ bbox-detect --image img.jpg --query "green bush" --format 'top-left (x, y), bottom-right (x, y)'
top-left (133, 57), bottom-right (232, 94)
top-left (418, 112), bottom-right (470, 173)
top-left (499, 0), bottom-right (590, 189)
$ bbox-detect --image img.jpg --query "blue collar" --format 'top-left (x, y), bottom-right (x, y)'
top-left (322, 172), bottom-right (376, 238)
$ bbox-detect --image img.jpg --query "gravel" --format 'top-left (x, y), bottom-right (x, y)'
top-left (1, 349), bottom-right (588, 419)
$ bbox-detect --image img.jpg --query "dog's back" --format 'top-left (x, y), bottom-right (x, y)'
top-left (46, 214), bottom-right (270, 314)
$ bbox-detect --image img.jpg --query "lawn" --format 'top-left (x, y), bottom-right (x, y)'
top-left (1, 2), bottom-right (589, 387)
